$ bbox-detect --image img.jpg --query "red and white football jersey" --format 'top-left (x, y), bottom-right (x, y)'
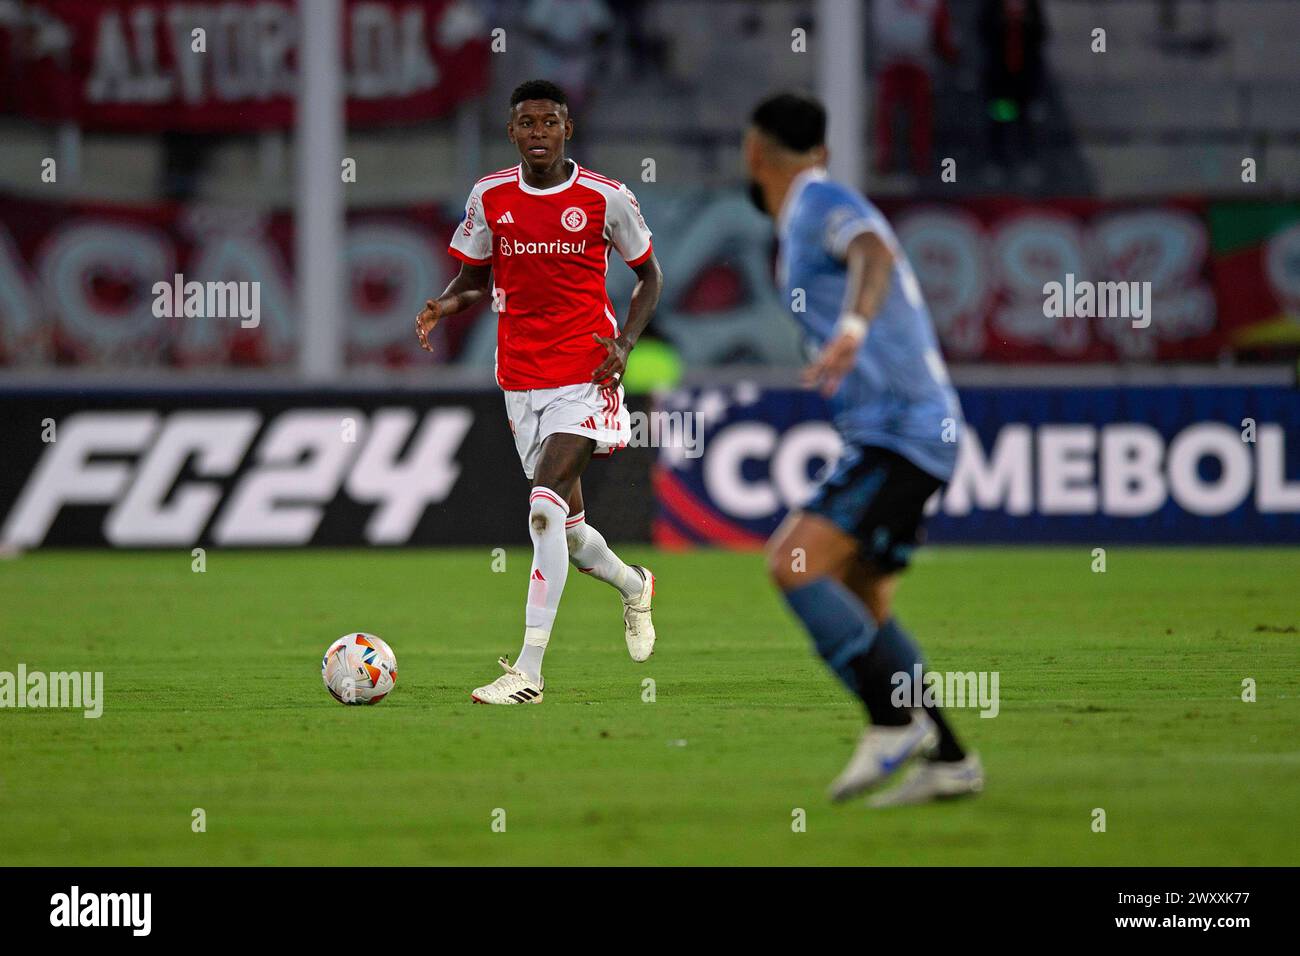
top-left (448, 161), bottom-right (654, 391)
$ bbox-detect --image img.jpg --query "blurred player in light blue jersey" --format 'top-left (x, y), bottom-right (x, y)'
top-left (745, 92), bottom-right (983, 808)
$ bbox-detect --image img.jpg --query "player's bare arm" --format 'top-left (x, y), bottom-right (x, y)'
top-left (592, 252), bottom-right (663, 386)
top-left (804, 231), bottom-right (895, 396)
top-left (416, 262), bottom-right (492, 351)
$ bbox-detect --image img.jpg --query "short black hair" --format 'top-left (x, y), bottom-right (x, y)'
top-left (510, 79), bottom-right (568, 111)
top-left (750, 92), bottom-right (826, 152)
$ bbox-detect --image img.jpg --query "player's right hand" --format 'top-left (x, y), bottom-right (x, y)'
top-left (415, 298), bottom-right (442, 352)
top-left (802, 331), bottom-right (861, 397)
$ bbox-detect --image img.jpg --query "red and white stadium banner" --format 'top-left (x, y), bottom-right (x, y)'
top-left (875, 196), bottom-right (1225, 363)
top-left (2, 0), bottom-right (489, 131)
top-left (1, 192), bottom-right (1294, 369)
top-left (0, 193), bottom-right (486, 367)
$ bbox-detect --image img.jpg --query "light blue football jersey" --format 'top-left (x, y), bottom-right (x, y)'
top-left (776, 168), bottom-right (962, 481)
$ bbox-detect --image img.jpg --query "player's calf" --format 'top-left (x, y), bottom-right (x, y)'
top-left (515, 486), bottom-right (570, 682)
top-left (565, 513), bottom-right (656, 661)
top-left (565, 512), bottom-right (641, 600)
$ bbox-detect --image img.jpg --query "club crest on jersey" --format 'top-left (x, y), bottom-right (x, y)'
top-left (561, 206), bottom-right (587, 232)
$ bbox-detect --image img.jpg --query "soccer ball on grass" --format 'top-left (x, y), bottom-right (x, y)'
top-left (322, 633), bottom-right (398, 705)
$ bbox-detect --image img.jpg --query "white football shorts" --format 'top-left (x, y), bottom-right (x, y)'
top-left (503, 382), bottom-right (631, 479)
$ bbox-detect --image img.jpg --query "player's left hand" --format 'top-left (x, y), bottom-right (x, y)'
top-left (591, 332), bottom-right (630, 388)
top-left (415, 298), bottom-right (442, 352)
top-left (803, 332), bottom-right (861, 397)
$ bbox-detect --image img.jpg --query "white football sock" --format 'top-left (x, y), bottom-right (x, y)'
top-left (518, 486), bottom-right (570, 680)
top-left (565, 511), bottom-right (643, 602)
top-left (516, 627), bottom-right (549, 684)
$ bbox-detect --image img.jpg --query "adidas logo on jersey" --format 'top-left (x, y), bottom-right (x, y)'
top-left (496, 211), bottom-right (514, 224)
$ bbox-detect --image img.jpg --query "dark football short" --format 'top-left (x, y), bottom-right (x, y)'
top-left (804, 444), bottom-right (945, 573)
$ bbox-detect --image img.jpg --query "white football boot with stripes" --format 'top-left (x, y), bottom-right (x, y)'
top-left (867, 754), bottom-right (985, 808)
top-left (828, 712), bottom-right (938, 803)
top-left (622, 566), bottom-right (656, 662)
top-left (470, 657), bottom-right (544, 705)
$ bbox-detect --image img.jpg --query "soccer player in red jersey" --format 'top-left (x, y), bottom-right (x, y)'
top-left (416, 80), bottom-right (664, 704)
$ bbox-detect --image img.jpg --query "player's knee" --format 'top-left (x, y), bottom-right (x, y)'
top-left (529, 501), bottom-right (563, 535)
top-left (766, 544), bottom-right (801, 591)
top-left (528, 487), bottom-right (567, 536)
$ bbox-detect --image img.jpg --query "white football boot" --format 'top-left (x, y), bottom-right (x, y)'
top-left (470, 657), bottom-right (544, 705)
top-left (622, 566), bottom-right (656, 662)
top-left (828, 712), bottom-right (938, 803)
top-left (867, 754), bottom-right (985, 808)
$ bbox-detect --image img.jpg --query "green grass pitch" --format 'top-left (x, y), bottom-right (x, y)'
top-left (1, 547), bottom-right (1296, 866)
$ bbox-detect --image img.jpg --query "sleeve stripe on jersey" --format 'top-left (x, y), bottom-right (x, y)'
top-left (625, 241), bottom-right (653, 267)
top-left (578, 167), bottom-right (622, 188)
top-left (476, 166), bottom-right (519, 185)
top-left (449, 246), bottom-right (491, 265)
top-left (829, 220), bottom-right (883, 260)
